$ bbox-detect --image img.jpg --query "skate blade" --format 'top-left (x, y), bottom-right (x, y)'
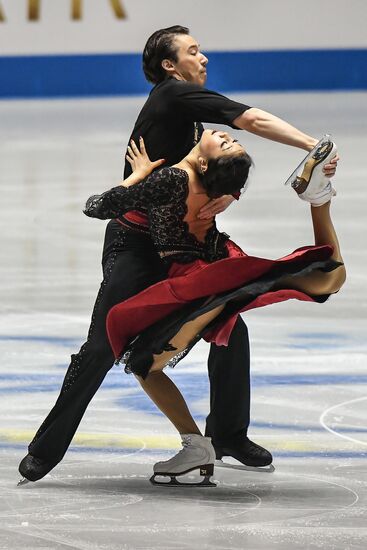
top-left (215, 459), bottom-right (275, 473)
top-left (284, 134), bottom-right (331, 186)
top-left (150, 473), bottom-right (216, 487)
top-left (17, 477), bottom-right (31, 486)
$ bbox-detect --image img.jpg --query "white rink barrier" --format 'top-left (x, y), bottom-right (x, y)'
top-left (0, 0), bottom-right (366, 97)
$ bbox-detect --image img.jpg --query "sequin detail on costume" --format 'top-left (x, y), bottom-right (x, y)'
top-left (30, 228), bottom-right (127, 443)
top-left (84, 167), bottom-right (230, 267)
top-left (119, 335), bottom-right (200, 378)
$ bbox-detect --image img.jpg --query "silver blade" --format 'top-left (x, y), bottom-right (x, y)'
top-left (215, 459), bottom-right (275, 473)
top-left (284, 134), bottom-right (331, 186)
top-left (17, 478), bottom-right (30, 486)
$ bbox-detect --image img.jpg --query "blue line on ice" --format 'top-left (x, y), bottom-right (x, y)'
top-left (1, 371), bottom-right (367, 388)
top-left (1, 441), bottom-right (366, 459)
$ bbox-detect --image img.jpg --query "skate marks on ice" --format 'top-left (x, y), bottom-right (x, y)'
top-left (2, 456), bottom-right (366, 550)
top-left (320, 396), bottom-right (367, 447)
top-left (1, 92), bottom-right (367, 548)
top-left (1, 313), bottom-right (366, 549)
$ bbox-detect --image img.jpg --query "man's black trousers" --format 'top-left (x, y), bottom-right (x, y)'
top-left (28, 220), bottom-right (251, 464)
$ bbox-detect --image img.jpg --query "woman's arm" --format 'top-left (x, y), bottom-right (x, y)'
top-left (121, 137), bottom-right (165, 187)
top-left (84, 138), bottom-right (167, 219)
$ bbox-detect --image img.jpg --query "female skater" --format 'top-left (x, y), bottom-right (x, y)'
top-left (84, 130), bottom-right (346, 486)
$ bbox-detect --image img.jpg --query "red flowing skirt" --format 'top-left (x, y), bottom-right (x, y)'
top-left (106, 240), bottom-right (336, 364)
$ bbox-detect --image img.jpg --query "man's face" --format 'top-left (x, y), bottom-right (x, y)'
top-left (168, 34), bottom-right (208, 86)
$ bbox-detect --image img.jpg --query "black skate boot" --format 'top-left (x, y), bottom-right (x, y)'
top-left (215, 437), bottom-right (275, 473)
top-left (18, 454), bottom-right (54, 485)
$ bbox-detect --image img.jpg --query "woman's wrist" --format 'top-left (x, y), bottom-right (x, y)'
top-left (120, 171), bottom-right (145, 187)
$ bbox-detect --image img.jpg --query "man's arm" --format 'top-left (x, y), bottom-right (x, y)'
top-left (172, 80), bottom-right (320, 152)
top-left (233, 108), bottom-right (318, 151)
top-left (233, 107), bottom-right (339, 178)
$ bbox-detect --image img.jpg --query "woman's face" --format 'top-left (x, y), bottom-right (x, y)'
top-left (199, 129), bottom-right (245, 159)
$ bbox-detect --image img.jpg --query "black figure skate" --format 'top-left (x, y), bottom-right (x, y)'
top-left (215, 438), bottom-right (275, 473)
top-left (17, 454), bottom-right (53, 486)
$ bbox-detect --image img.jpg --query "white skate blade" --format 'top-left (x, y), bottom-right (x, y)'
top-left (17, 477), bottom-right (30, 486)
top-left (284, 134), bottom-right (331, 186)
top-left (215, 459), bottom-right (275, 473)
top-left (150, 473), bottom-right (216, 487)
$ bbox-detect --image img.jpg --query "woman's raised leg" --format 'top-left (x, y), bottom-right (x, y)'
top-left (275, 199), bottom-right (346, 297)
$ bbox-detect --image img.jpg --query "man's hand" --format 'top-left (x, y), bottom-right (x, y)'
top-left (197, 195), bottom-right (236, 219)
top-left (124, 137), bottom-right (165, 185)
top-left (323, 154), bottom-right (339, 178)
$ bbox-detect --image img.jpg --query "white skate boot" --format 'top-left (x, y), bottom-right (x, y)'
top-left (150, 434), bottom-right (216, 487)
top-left (288, 136), bottom-right (338, 207)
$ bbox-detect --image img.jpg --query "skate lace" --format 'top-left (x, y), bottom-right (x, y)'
top-left (176, 436), bottom-right (194, 456)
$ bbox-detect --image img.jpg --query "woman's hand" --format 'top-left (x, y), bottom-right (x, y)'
top-left (197, 195), bottom-right (236, 219)
top-left (125, 137), bottom-right (165, 183)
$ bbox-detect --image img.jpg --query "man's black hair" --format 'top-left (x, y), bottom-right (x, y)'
top-left (143, 25), bottom-right (190, 84)
top-left (201, 153), bottom-right (253, 199)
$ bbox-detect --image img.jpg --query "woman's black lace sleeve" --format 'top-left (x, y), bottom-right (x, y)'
top-left (83, 167), bottom-right (179, 220)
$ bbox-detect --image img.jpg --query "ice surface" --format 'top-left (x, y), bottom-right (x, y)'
top-left (0, 93), bottom-right (366, 549)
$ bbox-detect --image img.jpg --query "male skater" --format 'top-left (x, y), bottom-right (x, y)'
top-left (19, 25), bottom-right (337, 482)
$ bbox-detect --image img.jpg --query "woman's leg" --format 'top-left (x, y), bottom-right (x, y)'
top-left (136, 371), bottom-right (201, 435)
top-left (274, 201), bottom-right (346, 296)
top-left (136, 368), bottom-right (216, 482)
top-left (149, 304), bottom-right (225, 372)
top-left (134, 305), bottom-right (225, 437)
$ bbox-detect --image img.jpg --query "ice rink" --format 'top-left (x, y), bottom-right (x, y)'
top-left (0, 92), bottom-right (366, 549)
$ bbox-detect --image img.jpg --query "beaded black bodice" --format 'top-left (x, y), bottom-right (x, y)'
top-left (84, 167), bottom-right (229, 266)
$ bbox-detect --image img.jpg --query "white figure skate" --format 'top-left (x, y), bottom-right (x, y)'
top-left (286, 135), bottom-right (337, 207)
top-left (285, 134), bottom-right (333, 186)
top-left (150, 434), bottom-right (216, 487)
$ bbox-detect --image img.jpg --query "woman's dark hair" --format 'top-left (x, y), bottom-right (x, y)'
top-left (201, 152), bottom-right (253, 199)
top-left (143, 25), bottom-right (189, 84)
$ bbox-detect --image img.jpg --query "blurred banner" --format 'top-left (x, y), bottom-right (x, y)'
top-left (1, 0), bottom-right (367, 97)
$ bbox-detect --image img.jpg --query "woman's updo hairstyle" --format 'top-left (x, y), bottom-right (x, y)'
top-left (200, 152), bottom-right (253, 198)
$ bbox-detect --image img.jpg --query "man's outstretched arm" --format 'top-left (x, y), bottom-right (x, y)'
top-left (234, 107), bottom-right (318, 151)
